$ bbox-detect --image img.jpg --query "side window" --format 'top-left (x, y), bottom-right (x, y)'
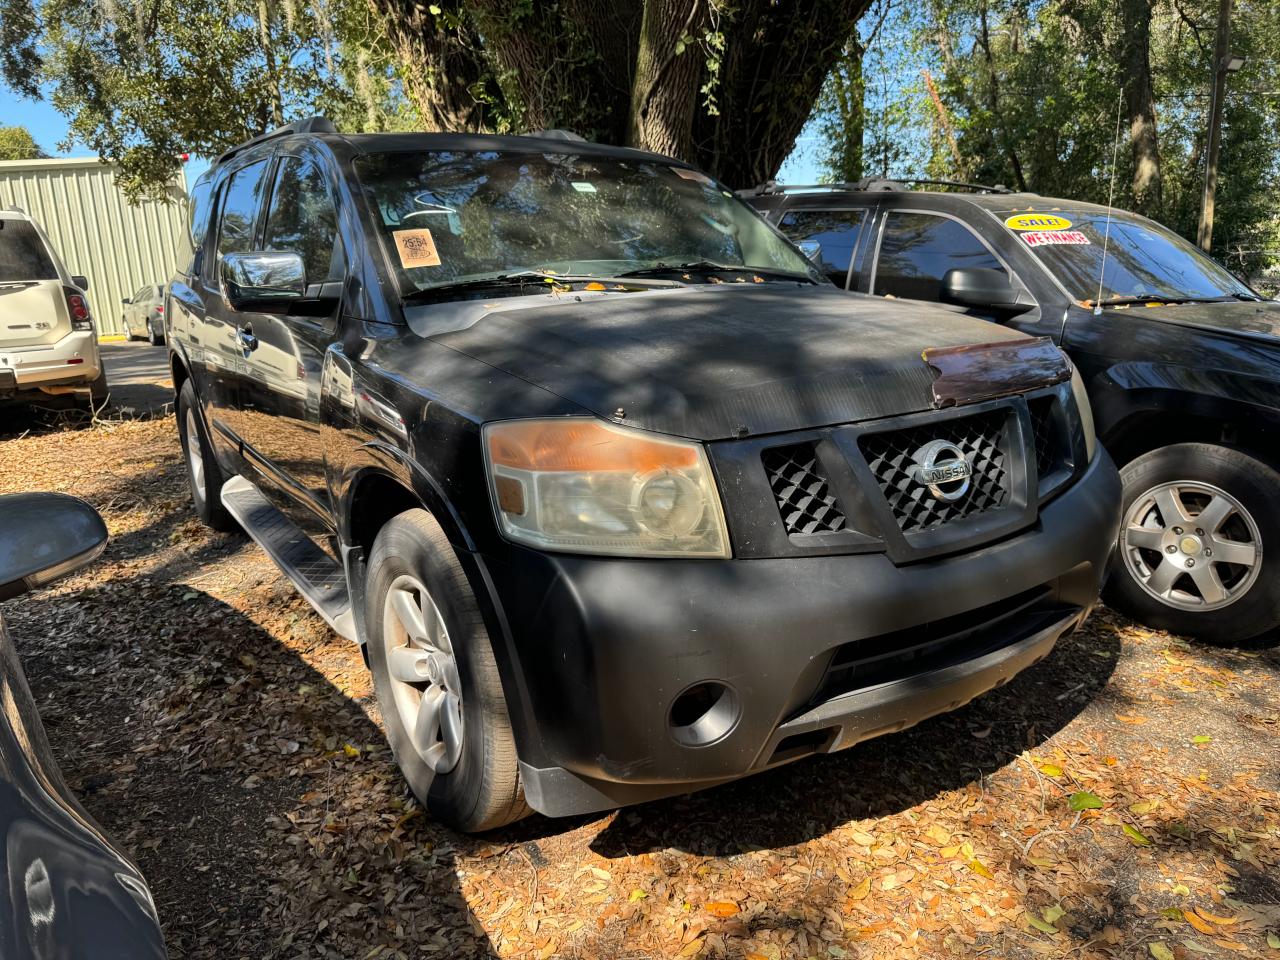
top-left (216, 160), bottom-right (270, 261)
top-left (134, 285), bottom-right (151, 302)
top-left (262, 156), bottom-right (342, 286)
top-left (777, 209), bottom-right (866, 288)
top-left (874, 211), bottom-right (1002, 302)
top-left (186, 179), bottom-right (214, 278)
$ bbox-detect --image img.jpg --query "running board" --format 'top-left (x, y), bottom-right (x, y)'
top-left (220, 475), bottom-right (357, 641)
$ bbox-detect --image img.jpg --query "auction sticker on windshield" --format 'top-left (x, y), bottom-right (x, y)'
top-left (393, 228), bottom-right (442, 268)
top-left (1021, 230), bottom-right (1091, 247)
top-left (1005, 213), bottom-right (1073, 231)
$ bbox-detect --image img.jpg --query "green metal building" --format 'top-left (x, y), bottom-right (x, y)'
top-left (0, 156), bottom-right (189, 339)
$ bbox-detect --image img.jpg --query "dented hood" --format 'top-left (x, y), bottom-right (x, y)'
top-left (407, 283), bottom-right (1027, 441)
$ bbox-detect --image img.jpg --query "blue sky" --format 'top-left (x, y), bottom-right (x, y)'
top-left (8, 87), bottom-right (824, 187)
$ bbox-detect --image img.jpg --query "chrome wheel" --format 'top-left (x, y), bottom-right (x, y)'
top-left (1121, 481), bottom-right (1262, 611)
top-left (381, 574), bottom-right (464, 774)
top-left (183, 406), bottom-right (205, 507)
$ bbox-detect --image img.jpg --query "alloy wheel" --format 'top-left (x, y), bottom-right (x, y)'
top-left (184, 407), bottom-right (205, 507)
top-left (381, 574), bottom-right (464, 774)
top-left (1121, 480), bottom-right (1262, 611)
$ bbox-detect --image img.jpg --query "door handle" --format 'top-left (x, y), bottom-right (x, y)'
top-left (236, 324), bottom-right (258, 351)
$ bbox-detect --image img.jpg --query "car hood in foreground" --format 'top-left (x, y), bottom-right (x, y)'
top-left (407, 284), bottom-right (1026, 440)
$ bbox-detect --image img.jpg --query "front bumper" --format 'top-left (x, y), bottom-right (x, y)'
top-left (0, 331), bottom-right (101, 396)
top-left (479, 449), bottom-right (1121, 817)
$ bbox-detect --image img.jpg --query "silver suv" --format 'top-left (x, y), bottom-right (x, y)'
top-left (0, 208), bottom-right (107, 410)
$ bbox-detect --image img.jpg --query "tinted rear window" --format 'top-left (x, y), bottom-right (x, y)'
top-left (0, 219), bottom-right (57, 282)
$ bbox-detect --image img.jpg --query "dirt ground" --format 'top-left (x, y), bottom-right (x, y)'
top-left (0, 409), bottom-right (1277, 960)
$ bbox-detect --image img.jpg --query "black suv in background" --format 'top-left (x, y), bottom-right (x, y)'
top-left (167, 120), bottom-right (1119, 831)
top-left (748, 181), bottom-right (1279, 644)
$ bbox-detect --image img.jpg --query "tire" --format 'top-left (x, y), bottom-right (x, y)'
top-left (148, 323), bottom-right (163, 346)
top-left (365, 509), bottom-right (528, 832)
top-left (176, 379), bottom-right (237, 532)
top-left (1105, 442), bottom-right (1279, 645)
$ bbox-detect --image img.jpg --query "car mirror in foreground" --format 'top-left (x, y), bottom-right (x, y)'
top-left (71, 275), bottom-right (89, 291)
top-left (941, 267), bottom-right (1021, 309)
top-left (0, 493), bottom-right (108, 601)
top-left (221, 251), bottom-right (306, 311)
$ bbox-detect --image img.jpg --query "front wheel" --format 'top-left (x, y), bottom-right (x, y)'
top-left (1105, 443), bottom-right (1278, 645)
top-left (176, 379), bottom-right (237, 531)
top-left (365, 509), bottom-right (528, 832)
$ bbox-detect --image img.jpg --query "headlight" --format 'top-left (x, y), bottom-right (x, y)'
top-left (1069, 367), bottom-right (1096, 462)
top-left (483, 418), bottom-right (730, 557)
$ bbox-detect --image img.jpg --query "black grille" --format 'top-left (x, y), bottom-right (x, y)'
top-left (858, 410), bottom-right (1010, 534)
top-left (763, 443), bottom-right (847, 535)
top-left (1028, 396), bottom-right (1058, 479)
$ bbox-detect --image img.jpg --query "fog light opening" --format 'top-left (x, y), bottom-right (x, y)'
top-left (668, 681), bottom-right (739, 747)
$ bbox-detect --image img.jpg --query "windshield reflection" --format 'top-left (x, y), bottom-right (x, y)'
top-left (998, 210), bottom-right (1254, 303)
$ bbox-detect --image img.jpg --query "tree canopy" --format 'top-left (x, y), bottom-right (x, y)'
top-left (0, 124), bottom-right (43, 159)
top-left (0, 0), bottom-right (414, 197)
top-left (808, 0), bottom-right (1280, 269)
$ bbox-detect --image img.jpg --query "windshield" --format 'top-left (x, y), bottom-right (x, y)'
top-left (0, 219), bottom-right (57, 282)
top-left (996, 209), bottom-right (1254, 303)
top-left (354, 150), bottom-right (816, 293)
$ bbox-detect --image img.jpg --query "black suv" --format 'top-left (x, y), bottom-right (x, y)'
top-left (748, 181), bottom-right (1279, 644)
top-left (167, 121), bottom-right (1119, 831)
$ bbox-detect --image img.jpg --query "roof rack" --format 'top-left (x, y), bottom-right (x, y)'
top-left (215, 116), bottom-right (338, 165)
top-left (738, 177), bottom-right (1016, 197)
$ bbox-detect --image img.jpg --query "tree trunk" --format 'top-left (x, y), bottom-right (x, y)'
top-left (366, 0), bottom-right (870, 189)
top-left (627, 0), bottom-right (711, 157)
top-left (468, 1), bottom-right (640, 142)
top-left (977, 3), bottom-right (1027, 191)
top-left (256, 0), bottom-right (284, 127)
top-left (1120, 0), bottom-right (1162, 214)
top-left (364, 0), bottom-right (494, 131)
top-left (826, 41), bottom-right (865, 183)
top-left (691, 0), bottom-right (873, 188)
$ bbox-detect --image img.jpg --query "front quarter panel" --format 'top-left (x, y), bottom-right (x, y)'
top-left (1065, 307), bottom-right (1280, 454)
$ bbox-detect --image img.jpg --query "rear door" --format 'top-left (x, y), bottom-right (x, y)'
top-left (235, 151), bottom-right (346, 532)
top-left (773, 206), bottom-right (871, 288)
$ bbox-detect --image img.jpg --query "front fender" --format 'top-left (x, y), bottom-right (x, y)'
top-left (1087, 361), bottom-right (1280, 443)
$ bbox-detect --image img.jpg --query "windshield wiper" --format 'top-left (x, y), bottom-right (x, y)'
top-left (402, 271), bottom-right (612, 303)
top-left (617, 261), bottom-right (813, 282)
top-left (1093, 294), bottom-right (1237, 307)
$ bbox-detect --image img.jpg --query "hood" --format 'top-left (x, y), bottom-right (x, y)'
top-left (406, 284), bottom-right (1026, 440)
top-left (1110, 299), bottom-right (1280, 340)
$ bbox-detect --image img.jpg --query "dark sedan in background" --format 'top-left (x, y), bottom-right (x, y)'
top-left (748, 181), bottom-right (1279, 645)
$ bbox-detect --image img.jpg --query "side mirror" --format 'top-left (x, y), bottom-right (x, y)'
top-left (71, 275), bottom-right (89, 291)
top-left (121, 297), bottom-right (131, 305)
top-left (797, 239), bottom-right (822, 262)
top-left (221, 252), bottom-right (305, 311)
top-left (941, 267), bottom-right (1020, 309)
top-left (0, 493), bottom-right (108, 601)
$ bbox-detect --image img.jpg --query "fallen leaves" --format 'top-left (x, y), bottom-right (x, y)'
top-left (4, 417), bottom-right (1280, 960)
top-left (704, 901), bottom-right (738, 918)
top-left (1069, 790), bottom-right (1104, 811)
top-left (1122, 823), bottom-right (1153, 846)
